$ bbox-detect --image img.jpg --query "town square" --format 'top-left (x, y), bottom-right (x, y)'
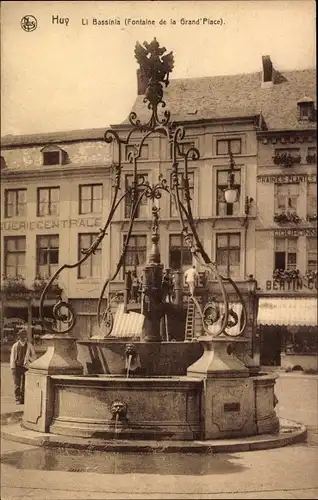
top-left (1, 1), bottom-right (317, 499)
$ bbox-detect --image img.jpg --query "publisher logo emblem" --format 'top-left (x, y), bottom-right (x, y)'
top-left (21, 15), bottom-right (37, 32)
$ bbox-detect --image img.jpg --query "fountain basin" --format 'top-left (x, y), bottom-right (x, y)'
top-left (23, 369), bottom-right (279, 441)
top-left (23, 374), bottom-right (203, 441)
top-left (77, 340), bottom-right (204, 376)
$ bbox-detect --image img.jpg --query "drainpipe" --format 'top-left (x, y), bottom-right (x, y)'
top-left (27, 297), bottom-right (32, 344)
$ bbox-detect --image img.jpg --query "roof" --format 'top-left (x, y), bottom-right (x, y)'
top-left (124, 69), bottom-right (316, 131)
top-left (1, 127), bottom-right (108, 148)
top-left (1, 68), bottom-right (316, 148)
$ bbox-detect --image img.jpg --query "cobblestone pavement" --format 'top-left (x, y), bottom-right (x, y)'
top-left (1, 363), bottom-right (317, 499)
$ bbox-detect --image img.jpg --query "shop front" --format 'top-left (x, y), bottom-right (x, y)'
top-left (0, 285), bottom-right (58, 357)
top-left (258, 295), bottom-right (317, 371)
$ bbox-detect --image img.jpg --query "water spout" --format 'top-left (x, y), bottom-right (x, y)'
top-left (115, 412), bottom-right (120, 434)
top-left (126, 354), bottom-right (132, 378)
top-left (111, 400), bottom-right (128, 437)
top-left (124, 343), bottom-right (141, 378)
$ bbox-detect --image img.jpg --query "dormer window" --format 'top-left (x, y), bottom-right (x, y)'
top-left (297, 97), bottom-right (316, 122)
top-left (41, 145), bottom-right (67, 166)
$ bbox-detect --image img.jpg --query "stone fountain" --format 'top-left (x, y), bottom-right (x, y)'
top-left (22, 38), bottom-right (279, 442)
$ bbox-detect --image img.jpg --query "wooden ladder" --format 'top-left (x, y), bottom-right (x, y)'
top-left (185, 296), bottom-right (196, 341)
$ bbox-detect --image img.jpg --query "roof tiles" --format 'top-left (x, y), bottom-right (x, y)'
top-left (1, 68), bottom-right (316, 147)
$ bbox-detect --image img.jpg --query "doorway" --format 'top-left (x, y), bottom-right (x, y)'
top-left (260, 326), bottom-right (282, 366)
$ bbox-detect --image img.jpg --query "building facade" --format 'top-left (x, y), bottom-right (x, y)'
top-left (0, 130), bottom-right (112, 340)
top-left (1, 56), bottom-right (316, 368)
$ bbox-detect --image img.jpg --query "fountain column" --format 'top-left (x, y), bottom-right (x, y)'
top-left (142, 206), bottom-right (164, 342)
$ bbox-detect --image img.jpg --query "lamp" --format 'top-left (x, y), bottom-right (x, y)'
top-left (247, 274), bottom-right (257, 295)
top-left (224, 151), bottom-right (238, 204)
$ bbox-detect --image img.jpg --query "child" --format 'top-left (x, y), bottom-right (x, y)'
top-left (10, 326), bottom-right (36, 404)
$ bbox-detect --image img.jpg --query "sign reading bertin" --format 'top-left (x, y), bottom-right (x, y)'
top-left (1, 217), bottom-right (102, 232)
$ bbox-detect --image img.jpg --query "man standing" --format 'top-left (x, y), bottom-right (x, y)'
top-left (184, 265), bottom-right (199, 296)
top-left (10, 326), bottom-right (36, 404)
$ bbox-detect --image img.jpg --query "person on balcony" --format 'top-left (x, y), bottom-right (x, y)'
top-left (10, 326), bottom-right (36, 404)
top-left (184, 265), bottom-right (199, 296)
top-left (131, 270), bottom-right (140, 302)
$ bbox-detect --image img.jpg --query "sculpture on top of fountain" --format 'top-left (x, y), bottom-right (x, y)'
top-left (134, 38), bottom-right (174, 97)
top-left (132, 38), bottom-right (174, 129)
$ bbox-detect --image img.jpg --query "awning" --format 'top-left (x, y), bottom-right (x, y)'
top-left (112, 303), bottom-right (144, 337)
top-left (257, 297), bottom-right (317, 326)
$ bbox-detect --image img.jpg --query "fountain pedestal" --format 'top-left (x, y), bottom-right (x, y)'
top-left (23, 335), bottom-right (83, 433)
top-left (187, 336), bottom-right (278, 439)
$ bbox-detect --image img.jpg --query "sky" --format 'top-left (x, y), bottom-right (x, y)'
top-left (1, 0), bottom-right (316, 136)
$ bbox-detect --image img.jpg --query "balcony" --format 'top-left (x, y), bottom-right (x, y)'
top-left (32, 277), bottom-right (63, 298)
top-left (272, 268), bottom-right (300, 281)
top-left (0, 276), bottom-right (31, 298)
top-left (307, 214), bottom-right (317, 222)
top-left (273, 153), bottom-right (301, 167)
top-left (306, 153), bottom-right (316, 164)
top-left (304, 269), bottom-right (318, 282)
top-left (0, 276), bottom-right (62, 300)
top-left (273, 212), bottom-right (301, 224)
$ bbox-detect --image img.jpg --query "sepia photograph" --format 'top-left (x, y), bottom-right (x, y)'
top-left (0, 1), bottom-right (317, 499)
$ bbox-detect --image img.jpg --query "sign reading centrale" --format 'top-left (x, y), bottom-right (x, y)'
top-left (1, 217), bottom-right (102, 231)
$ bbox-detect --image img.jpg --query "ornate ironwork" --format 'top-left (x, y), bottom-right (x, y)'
top-left (39, 38), bottom-right (248, 338)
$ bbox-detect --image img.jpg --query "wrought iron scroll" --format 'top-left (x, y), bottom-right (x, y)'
top-left (40, 38), bottom-right (247, 339)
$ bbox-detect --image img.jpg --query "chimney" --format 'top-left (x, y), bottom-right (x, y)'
top-left (261, 55), bottom-right (276, 88)
top-left (137, 69), bottom-right (148, 96)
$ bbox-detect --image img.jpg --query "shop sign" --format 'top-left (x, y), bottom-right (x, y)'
top-left (1, 217), bottom-right (102, 232)
top-left (266, 278), bottom-right (318, 291)
top-left (257, 174), bottom-right (317, 184)
top-left (274, 228), bottom-right (317, 237)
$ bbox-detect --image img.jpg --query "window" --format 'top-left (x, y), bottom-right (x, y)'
top-left (125, 144), bottom-right (149, 161)
top-left (37, 187), bottom-right (60, 216)
top-left (306, 147), bottom-right (316, 163)
top-left (275, 184), bottom-right (298, 213)
top-left (36, 235), bottom-right (59, 278)
top-left (169, 234), bottom-right (192, 271)
top-left (43, 151), bottom-right (60, 166)
top-left (123, 235), bottom-right (147, 277)
top-left (5, 189), bottom-right (27, 218)
top-left (217, 170), bottom-right (241, 216)
top-left (307, 238), bottom-right (317, 271)
top-left (216, 233), bottom-right (241, 278)
top-left (79, 184), bottom-right (102, 214)
top-left (1, 156), bottom-right (6, 169)
top-left (125, 174), bottom-right (148, 219)
top-left (77, 314), bottom-right (100, 338)
top-left (4, 237), bottom-right (26, 278)
top-left (274, 237), bottom-right (297, 271)
top-left (170, 141), bottom-right (195, 159)
top-left (297, 100), bottom-right (315, 122)
top-left (41, 145), bottom-right (67, 166)
top-left (307, 183), bottom-right (317, 217)
top-left (170, 172), bottom-right (194, 217)
top-left (78, 233), bottom-right (102, 279)
top-left (217, 139), bottom-right (241, 155)
top-left (73, 299), bottom-right (105, 339)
